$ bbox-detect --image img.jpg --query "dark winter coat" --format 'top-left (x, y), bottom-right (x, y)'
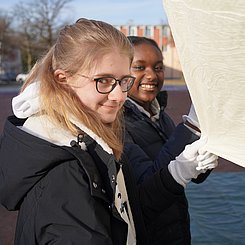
top-left (0, 116), bottom-right (185, 245)
top-left (124, 97), bottom-right (210, 245)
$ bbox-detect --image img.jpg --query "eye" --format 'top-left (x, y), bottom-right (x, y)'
top-left (131, 65), bottom-right (145, 71)
top-left (155, 65), bottom-right (165, 72)
top-left (97, 77), bottom-right (114, 85)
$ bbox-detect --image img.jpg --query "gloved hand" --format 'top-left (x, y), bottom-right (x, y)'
top-left (168, 137), bottom-right (218, 188)
top-left (182, 103), bottom-right (200, 133)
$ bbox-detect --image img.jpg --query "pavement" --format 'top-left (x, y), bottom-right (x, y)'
top-left (0, 81), bottom-right (244, 244)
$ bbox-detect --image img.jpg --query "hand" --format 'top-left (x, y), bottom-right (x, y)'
top-left (182, 103), bottom-right (200, 133)
top-left (168, 137), bottom-right (218, 187)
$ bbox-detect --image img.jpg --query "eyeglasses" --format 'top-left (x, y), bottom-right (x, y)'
top-left (78, 75), bottom-right (135, 94)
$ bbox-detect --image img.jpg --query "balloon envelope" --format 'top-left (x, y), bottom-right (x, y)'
top-left (163, 0), bottom-right (245, 167)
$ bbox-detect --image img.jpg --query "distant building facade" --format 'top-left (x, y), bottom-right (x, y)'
top-left (114, 24), bottom-right (182, 79)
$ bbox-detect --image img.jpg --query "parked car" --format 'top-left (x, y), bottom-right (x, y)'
top-left (0, 72), bottom-right (17, 83)
top-left (16, 73), bottom-right (28, 83)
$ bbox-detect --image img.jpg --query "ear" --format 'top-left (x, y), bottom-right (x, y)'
top-left (54, 69), bottom-right (67, 83)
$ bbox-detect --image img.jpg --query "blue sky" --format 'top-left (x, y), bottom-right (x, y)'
top-left (1, 0), bottom-right (168, 25)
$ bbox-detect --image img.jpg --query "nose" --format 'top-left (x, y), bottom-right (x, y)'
top-left (108, 83), bottom-right (126, 102)
top-left (145, 67), bottom-right (157, 80)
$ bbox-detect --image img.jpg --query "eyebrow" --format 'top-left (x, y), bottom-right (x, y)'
top-left (132, 60), bottom-right (164, 65)
top-left (94, 73), bottom-right (132, 78)
top-left (132, 59), bottom-right (145, 63)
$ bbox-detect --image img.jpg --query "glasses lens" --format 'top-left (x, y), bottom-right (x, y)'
top-left (121, 76), bottom-right (135, 92)
top-left (96, 77), bottom-right (115, 94)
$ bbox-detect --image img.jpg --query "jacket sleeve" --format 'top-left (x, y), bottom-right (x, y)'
top-left (125, 123), bottom-right (200, 184)
top-left (124, 143), bottom-right (184, 195)
top-left (123, 145), bottom-right (184, 218)
top-left (139, 167), bottom-right (185, 223)
top-left (31, 161), bottom-right (113, 245)
top-left (154, 122), bottom-right (198, 169)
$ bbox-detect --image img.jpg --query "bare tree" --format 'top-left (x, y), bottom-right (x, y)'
top-left (13, 0), bottom-right (72, 71)
top-left (0, 15), bottom-right (10, 73)
top-left (0, 12), bottom-right (21, 78)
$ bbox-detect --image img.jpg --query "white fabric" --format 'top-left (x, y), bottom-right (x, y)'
top-left (12, 81), bottom-right (40, 118)
top-left (163, 0), bottom-right (245, 168)
top-left (21, 114), bottom-right (86, 149)
top-left (115, 168), bottom-right (136, 245)
top-left (168, 137), bottom-right (218, 188)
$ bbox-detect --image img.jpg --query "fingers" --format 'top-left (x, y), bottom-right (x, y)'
top-left (196, 160), bottom-right (218, 171)
top-left (182, 136), bottom-right (208, 158)
top-left (196, 156), bottom-right (218, 170)
top-left (196, 144), bottom-right (218, 170)
top-left (179, 137), bottom-right (219, 172)
top-left (196, 151), bottom-right (218, 162)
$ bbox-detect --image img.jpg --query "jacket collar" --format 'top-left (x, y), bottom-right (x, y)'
top-left (125, 98), bottom-right (160, 121)
top-left (23, 114), bottom-right (117, 203)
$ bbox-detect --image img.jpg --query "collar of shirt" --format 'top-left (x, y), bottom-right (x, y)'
top-left (126, 97), bottom-right (160, 122)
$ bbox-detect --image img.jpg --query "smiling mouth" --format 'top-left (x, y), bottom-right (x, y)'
top-left (140, 84), bottom-right (158, 91)
top-left (141, 84), bottom-right (157, 89)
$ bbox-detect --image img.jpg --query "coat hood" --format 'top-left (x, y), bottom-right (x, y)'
top-left (0, 116), bottom-right (74, 210)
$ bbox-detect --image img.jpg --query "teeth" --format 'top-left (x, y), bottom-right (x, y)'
top-left (141, 84), bottom-right (156, 89)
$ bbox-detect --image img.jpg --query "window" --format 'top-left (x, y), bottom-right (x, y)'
top-left (145, 26), bottom-right (153, 38)
top-left (129, 26), bottom-right (137, 36)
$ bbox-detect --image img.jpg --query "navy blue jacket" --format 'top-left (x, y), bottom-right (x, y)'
top-left (124, 97), bottom-right (210, 245)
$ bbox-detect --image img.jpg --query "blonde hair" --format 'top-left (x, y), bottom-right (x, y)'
top-left (21, 18), bottom-right (134, 160)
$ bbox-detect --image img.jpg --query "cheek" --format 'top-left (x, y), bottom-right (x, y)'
top-left (158, 74), bottom-right (164, 86)
top-left (128, 86), bottom-right (137, 97)
top-left (73, 87), bottom-right (99, 109)
top-left (129, 77), bottom-right (140, 91)
top-left (121, 93), bottom-right (127, 104)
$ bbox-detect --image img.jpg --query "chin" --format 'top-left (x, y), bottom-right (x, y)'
top-left (141, 95), bottom-right (156, 103)
top-left (101, 116), bottom-right (117, 124)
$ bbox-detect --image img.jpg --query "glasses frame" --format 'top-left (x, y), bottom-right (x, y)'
top-left (94, 76), bottom-right (135, 94)
top-left (77, 74), bottom-right (135, 94)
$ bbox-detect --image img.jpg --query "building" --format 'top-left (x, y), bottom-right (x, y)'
top-left (114, 24), bottom-right (183, 79)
